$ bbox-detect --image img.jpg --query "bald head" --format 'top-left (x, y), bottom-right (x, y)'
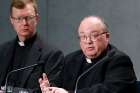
top-left (78, 16), bottom-right (109, 33)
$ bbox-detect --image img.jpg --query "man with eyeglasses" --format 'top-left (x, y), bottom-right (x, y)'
top-left (0, 0), bottom-right (64, 92)
top-left (39, 16), bottom-right (137, 93)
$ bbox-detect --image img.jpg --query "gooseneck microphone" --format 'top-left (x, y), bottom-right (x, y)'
top-left (74, 49), bottom-right (115, 93)
top-left (74, 59), bottom-right (105, 93)
top-left (4, 61), bottom-right (43, 92)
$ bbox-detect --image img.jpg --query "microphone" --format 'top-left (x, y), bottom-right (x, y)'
top-left (74, 49), bottom-right (115, 93)
top-left (3, 61), bottom-right (43, 92)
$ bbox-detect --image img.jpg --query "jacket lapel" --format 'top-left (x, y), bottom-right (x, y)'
top-left (72, 51), bottom-right (85, 81)
top-left (0, 39), bottom-right (16, 86)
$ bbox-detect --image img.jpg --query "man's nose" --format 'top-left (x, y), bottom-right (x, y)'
top-left (22, 18), bottom-right (28, 24)
top-left (86, 37), bottom-right (93, 43)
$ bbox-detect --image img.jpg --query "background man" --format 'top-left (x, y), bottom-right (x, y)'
top-left (39, 16), bottom-right (137, 93)
top-left (0, 0), bottom-right (64, 92)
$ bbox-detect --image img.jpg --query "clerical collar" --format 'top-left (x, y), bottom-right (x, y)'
top-left (18, 41), bottom-right (25, 46)
top-left (86, 58), bottom-right (92, 63)
top-left (17, 34), bottom-right (37, 47)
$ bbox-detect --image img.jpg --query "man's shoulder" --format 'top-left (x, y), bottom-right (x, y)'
top-left (0, 39), bottom-right (15, 50)
top-left (0, 39), bottom-right (14, 45)
top-left (35, 36), bottom-right (63, 54)
top-left (108, 44), bottom-right (132, 63)
top-left (109, 44), bottom-right (130, 58)
top-left (65, 50), bottom-right (83, 59)
top-left (64, 50), bottom-right (83, 66)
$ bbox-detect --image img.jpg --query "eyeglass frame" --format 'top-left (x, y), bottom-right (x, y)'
top-left (11, 15), bottom-right (37, 23)
top-left (78, 31), bottom-right (108, 42)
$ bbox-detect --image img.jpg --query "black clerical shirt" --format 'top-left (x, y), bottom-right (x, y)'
top-left (7, 35), bottom-right (36, 87)
top-left (79, 47), bottom-right (108, 76)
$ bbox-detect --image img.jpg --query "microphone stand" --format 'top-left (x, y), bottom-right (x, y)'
top-left (3, 63), bottom-right (42, 93)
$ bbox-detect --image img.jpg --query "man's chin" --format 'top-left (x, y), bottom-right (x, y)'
top-left (18, 33), bottom-right (32, 38)
top-left (86, 52), bottom-right (96, 58)
top-left (20, 34), bottom-right (30, 37)
top-left (19, 31), bottom-right (32, 36)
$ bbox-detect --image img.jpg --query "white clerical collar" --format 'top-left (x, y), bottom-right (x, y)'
top-left (18, 41), bottom-right (25, 47)
top-left (86, 58), bottom-right (92, 63)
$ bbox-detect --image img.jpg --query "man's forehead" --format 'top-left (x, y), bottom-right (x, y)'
top-left (78, 17), bottom-right (105, 32)
top-left (79, 30), bottom-right (101, 35)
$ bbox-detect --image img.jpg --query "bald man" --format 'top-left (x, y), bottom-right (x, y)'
top-left (39, 16), bottom-right (137, 93)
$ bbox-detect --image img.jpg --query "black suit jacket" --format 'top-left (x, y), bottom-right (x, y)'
top-left (59, 44), bottom-right (137, 93)
top-left (0, 35), bottom-right (64, 92)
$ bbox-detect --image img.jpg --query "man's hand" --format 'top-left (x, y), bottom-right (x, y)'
top-left (39, 73), bottom-right (50, 93)
top-left (0, 90), bottom-right (4, 93)
top-left (46, 87), bottom-right (68, 93)
top-left (39, 73), bottom-right (68, 93)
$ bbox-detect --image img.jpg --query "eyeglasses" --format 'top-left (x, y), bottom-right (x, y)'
top-left (11, 15), bottom-right (36, 23)
top-left (79, 31), bottom-right (107, 42)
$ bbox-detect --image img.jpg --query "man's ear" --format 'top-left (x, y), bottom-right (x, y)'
top-left (10, 16), bottom-right (14, 24)
top-left (36, 13), bottom-right (39, 22)
top-left (106, 32), bottom-right (110, 39)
